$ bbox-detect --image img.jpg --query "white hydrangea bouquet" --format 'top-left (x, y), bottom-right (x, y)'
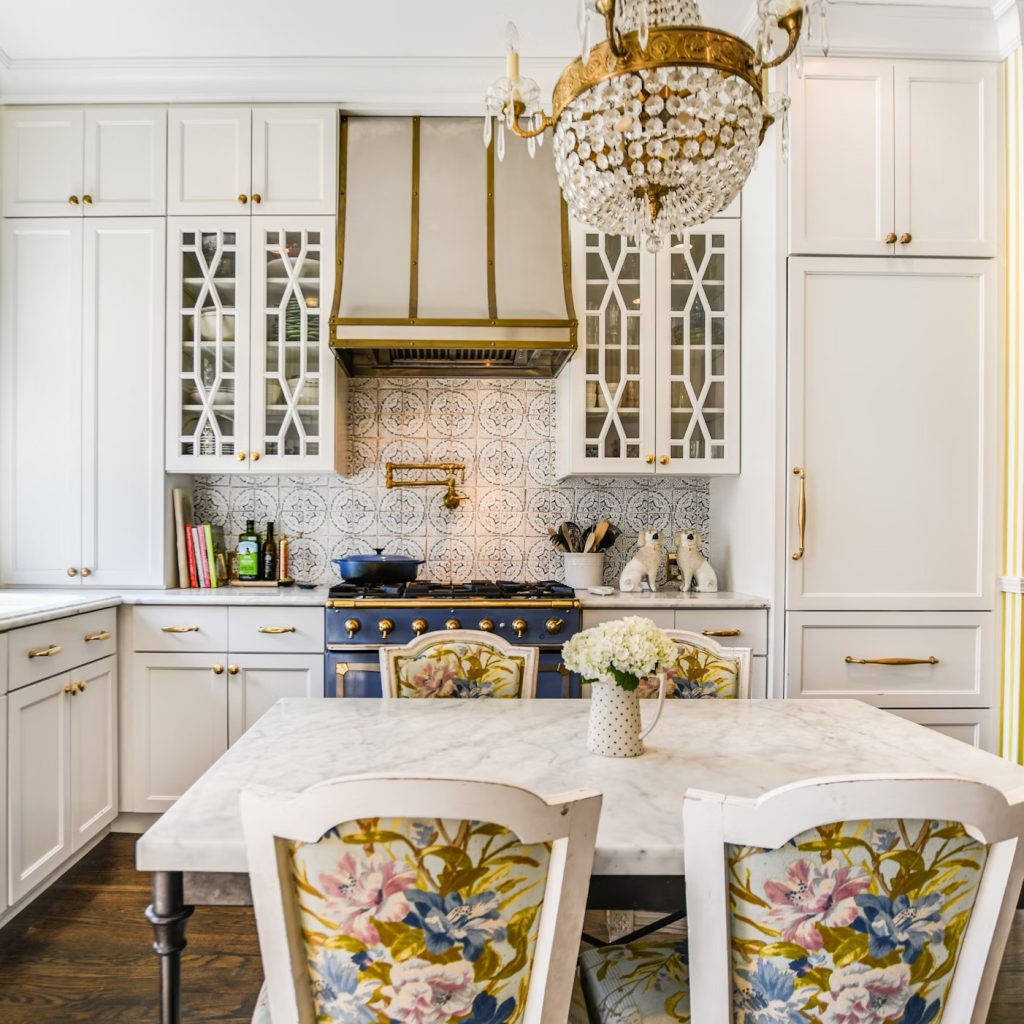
top-left (562, 616), bottom-right (679, 757)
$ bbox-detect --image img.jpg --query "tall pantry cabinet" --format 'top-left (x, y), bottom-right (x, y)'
top-left (782, 59), bottom-right (1000, 750)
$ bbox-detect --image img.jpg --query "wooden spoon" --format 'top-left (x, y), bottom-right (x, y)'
top-left (589, 519), bottom-right (610, 552)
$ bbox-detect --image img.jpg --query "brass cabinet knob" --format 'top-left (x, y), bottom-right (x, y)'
top-left (236, 452), bottom-right (247, 462)
top-left (68, 195), bottom-right (80, 205)
top-left (238, 194), bottom-right (248, 204)
top-left (83, 194), bottom-right (93, 205)
top-left (81, 567), bottom-right (91, 577)
top-left (345, 618), bottom-right (361, 639)
top-left (645, 454), bottom-right (655, 464)
top-left (228, 664), bottom-right (239, 675)
top-left (251, 451), bottom-right (261, 461)
top-left (478, 618), bottom-right (495, 633)
top-left (545, 617), bottom-right (565, 635)
top-left (412, 618), bottom-right (428, 636)
top-left (75, 681), bottom-right (87, 693)
top-left (213, 664), bottom-right (225, 675)
top-left (67, 567), bottom-right (78, 577)
top-left (885, 232), bottom-right (897, 244)
top-left (659, 455), bottom-right (669, 466)
top-left (445, 618), bottom-right (461, 631)
top-left (64, 683), bottom-right (75, 695)
top-left (512, 618), bottom-right (527, 638)
top-left (378, 618), bottom-right (395, 639)
top-left (251, 193), bottom-right (262, 204)
top-left (899, 232), bottom-right (912, 245)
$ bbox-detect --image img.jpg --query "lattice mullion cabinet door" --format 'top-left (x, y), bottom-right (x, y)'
top-left (653, 219), bottom-right (740, 475)
top-left (248, 217), bottom-right (336, 473)
top-left (165, 218), bottom-right (253, 473)
top-left (556, 220), bottom-right (657, 478)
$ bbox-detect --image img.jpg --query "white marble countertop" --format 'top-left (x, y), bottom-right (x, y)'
top-left (575, 589), bottom-right (769, 609)
top-left (136, 698), bottom-right (1024, 878)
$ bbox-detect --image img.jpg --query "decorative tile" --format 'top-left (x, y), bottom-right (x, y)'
top-left (379, 386), bottom-right (427, 437)
top-left (623, 488), bottom-right (673, 533)
top-left (526, 441), bottom-right (557, 486)
top-left (330, 488), bottom-right (377, 535)
top-left (193, 486), bottom-right (229, 527)
top-left (280, 487), bottom-right (328, 535)
top-left (377, 487), bottom-right (426, 536)
top-left (525, 538), bottom-right (563, 583)
top-left (526, 390), bottom-right (555, 440)
top-left (379, 439), bottom-right (427, 467)
top-left (288, 537), bottom-right (328, 584)
top-left (525, 489), bottom-right (574, 535)
top-left (428, 387), bottom-right (475, 436)
top-left (477, 537), bottom-right (525, 580)
top-left (575, 489), bottom-right (624, 529)
top-left (478, 439), bottom-right (525, 487)
top-left (427, 537), bottom-right (476, 583)
top-left (478, 389), bottom-right (526, 438)
top-left (476, 488), bottom-right (525, 536)
top-left (347, 389), bottom-right (378, 437)
top-left (345, 439), bottom-right (378, 486)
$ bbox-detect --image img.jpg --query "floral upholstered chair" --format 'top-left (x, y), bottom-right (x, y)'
top-left (637, 630), bottom-right (751, 700)
top-left (380, 629), bottom-right (539, 700)
top-left (577, 776), bottom-right (1024, 1024)
top-left (241, 775), bottom-right (601, 1024)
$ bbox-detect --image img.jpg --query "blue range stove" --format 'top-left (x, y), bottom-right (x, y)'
top-left (325, 579), bottom-right (582, 698)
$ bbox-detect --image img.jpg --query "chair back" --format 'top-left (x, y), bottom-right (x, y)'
top-left (241, 775), bottom-right (601, 1024)
top-left (683, 774), bottom-right (1024, 1024)
top-left (638, 629), bottom-right (751, 699)
top-left (380, 629), bottom-right (539, 699)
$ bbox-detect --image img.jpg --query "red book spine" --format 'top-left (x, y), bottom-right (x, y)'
top-left (185, 527), bottom-right (199, 588)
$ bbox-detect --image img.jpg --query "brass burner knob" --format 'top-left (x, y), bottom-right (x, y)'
top-left (345, 618), bottom-right (361, 639)
top-left (478, 618), bottom-right (495, 633)
top-left (545, 617), bottom-right (565, 635)
top-left (378, 618), bottom-right (395, 639)
top-left (412, 618), bottom-right (428, 636)
top-left (445, 618), bottom-right (461, 631)
top-left (512, 618), bottom-right (527, 638)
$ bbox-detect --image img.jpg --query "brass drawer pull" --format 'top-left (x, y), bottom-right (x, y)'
top-left (702, 628), bottom-right (741, 638)
top-left (161, 625), bottom-right (199, 634)
top-left (258, 626), bottom-right (296, 634)
top-left (845, 656), bottom-right (939, 666)
top-left (84, 630), bottom-right (112, 642)
top-left (28, 644), bottom-right (62, 659)
top-left (791, 466), bottom-right (806, 560)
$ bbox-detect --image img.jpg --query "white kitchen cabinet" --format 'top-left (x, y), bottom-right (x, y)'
top-left (8, 673), bottom-right (70, 904)
top-left (227, 654), bottom-right (323, 744)
top-left (557, 219), bottom-right (739, 477)
top-left (128, 653), bottom-right (230, 813)
top-left (2, 107), bottom-right (166, 217)
top-left (789, 59), bottom-right (997, 257)
top-left (0, 695), bottom-right (7, 917)
top-left (68, 657), bottom-right (117, 851)
top-left (786, 258), bottom-right (996, 612)
top-left (166, 216), bottom-right (335, 473)
top-left (168, 105), bottom-right (336, 216)
top-left (886, 707), bottom-right (996, 752)
top-left (1, 218), bottom-right (170, 586)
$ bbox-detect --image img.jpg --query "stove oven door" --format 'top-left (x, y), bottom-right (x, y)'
top-left (326, 650), bottom-right (384, 698)
top-left (537, 652), bottom-right (576, 699)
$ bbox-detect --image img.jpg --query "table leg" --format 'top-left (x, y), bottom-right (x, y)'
top-left (145, 871), bottom-right (194, 1024)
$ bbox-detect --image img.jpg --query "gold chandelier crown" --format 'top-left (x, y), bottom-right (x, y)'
top-left (484, 0), bottom-right (829, 250)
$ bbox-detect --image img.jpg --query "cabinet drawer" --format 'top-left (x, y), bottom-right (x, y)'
top-left (886, 707), bottom-right (995, 753)
top-left (582, 608), bottom-right (674, 629)
top-left (7, 609), bottom-right (116, 692)
top-left (673, 608), bottom-right (767, 655)
top-left (786, 612), bottom-right (992, 708)
top-left (132, 606), bottom-right (228, 652)
top-left (228, 607), bottom-right (324, 653)
top-left (0, 634), bottom-right (7, 695)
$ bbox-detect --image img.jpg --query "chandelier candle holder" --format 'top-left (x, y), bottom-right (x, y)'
top-left (484, 0), bottom-right (830, 250)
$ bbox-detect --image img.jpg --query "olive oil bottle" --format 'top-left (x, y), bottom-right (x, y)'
top-left (237, 519), bottom-right (260, 581)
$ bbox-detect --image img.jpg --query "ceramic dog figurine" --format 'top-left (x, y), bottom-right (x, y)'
top-left (675, 529), bottom-right (718, 592)
top-left (619, 530), bottom-right (663, 593)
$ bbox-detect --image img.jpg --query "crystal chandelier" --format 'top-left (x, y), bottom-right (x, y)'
top-left (484, 0), bottom-right (829, 251)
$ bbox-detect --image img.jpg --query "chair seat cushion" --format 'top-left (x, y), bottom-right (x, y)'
top-left (579, 940), bottom-right (690, 1024)
top-left (251, 980), bottom-right (271, 1024)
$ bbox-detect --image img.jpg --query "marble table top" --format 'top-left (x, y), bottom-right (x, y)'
top-left (136, 698), bottom-right (1024, 878)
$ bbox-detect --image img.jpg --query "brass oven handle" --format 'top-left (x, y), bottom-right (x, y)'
top-left (162, 625), bottom-right (199, 634)
top-left (845, 656), bottom-right (939, 666)
top-left (791, 466), bottom-right (806, 561)
top-left (702, 628), bottom-right (741, 638)
top-left (258, 626), bottom-right (296, 634)
top-left (28, 644), bottom-right (62, 659)
top-left (84, 630), bottom-right (112, 642)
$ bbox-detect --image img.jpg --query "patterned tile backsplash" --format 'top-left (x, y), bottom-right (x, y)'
top-left (193, 379), bottom-right (710, 586)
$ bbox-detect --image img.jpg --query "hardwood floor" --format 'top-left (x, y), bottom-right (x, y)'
top-left (0, 833), bottom-right (1022, 1022)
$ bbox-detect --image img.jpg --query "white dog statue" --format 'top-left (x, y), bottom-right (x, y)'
top-left (675, 529), bottom-right (718, 592)
top-left (619, 530), bottom-right (664, 593)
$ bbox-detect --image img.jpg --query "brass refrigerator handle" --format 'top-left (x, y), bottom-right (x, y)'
top-left (791, 466), bottom-right (806, 560)
top-left (845, 656), bottom-right (939, 666)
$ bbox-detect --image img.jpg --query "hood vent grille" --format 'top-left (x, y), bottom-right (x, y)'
top-left (330, 116), bottom-right (577, 379)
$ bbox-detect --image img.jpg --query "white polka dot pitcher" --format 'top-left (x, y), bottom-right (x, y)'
top-left (587, 674), bottom-right (667, 757)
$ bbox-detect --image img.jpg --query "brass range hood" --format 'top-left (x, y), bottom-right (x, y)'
top-left (330, 116), bottom-right (577, 378)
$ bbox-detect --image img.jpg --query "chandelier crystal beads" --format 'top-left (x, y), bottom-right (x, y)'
top-left (485, 0), bottom-right (829, 251)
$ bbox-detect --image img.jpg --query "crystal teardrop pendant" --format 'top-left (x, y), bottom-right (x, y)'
top-left (483, 115), bottom-right (493, 147)
top-left (496, 119), bottom-right (506, 162)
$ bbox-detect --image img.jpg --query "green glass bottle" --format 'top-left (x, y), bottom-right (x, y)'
top-left (237, 519), bottom-right (260, 581)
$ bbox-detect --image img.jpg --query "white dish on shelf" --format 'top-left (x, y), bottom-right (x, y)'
top-left (198, 310), bottom-right (235, 341)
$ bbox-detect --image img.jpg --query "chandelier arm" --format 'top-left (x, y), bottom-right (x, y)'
top-left (760, 7), bottom-right (804, 69)
top-left (509, 111), bottom-right (554, 139)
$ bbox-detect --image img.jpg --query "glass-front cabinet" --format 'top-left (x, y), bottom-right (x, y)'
top-left (556, 218), bottom-right (739, 477)
top-left (167, 216), bottom-right (335, 473)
